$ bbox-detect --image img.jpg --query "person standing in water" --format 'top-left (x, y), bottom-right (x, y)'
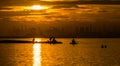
top-left (33, 38), bottom-right (35, 43)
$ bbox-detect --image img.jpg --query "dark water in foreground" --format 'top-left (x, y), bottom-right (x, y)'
top-left (0, 38), bottom-right (120, 66)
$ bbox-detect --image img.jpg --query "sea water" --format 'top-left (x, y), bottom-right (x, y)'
top-left (0, 38), bottom-right (120, 66)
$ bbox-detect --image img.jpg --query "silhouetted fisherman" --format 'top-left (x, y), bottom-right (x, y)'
top-left (33, 38), bottom-right (35, 43)
top-left (49, 36), bottom-right (53, 42)
top-left (52, 37), bottom-right (57, 44)
top-left (70, 38), bottom-right (77, 44)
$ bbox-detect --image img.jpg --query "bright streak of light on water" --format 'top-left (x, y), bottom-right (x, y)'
top-left (33, 43), bottom-right (41, 66)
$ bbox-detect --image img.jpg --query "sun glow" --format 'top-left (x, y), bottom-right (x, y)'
top-left (35, 39), bottom-right (41, 42)
top-left (31, 5), bottom-right (49, 10)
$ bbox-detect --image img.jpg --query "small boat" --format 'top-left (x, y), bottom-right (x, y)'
top-left (70, 38), bottom-right (77, 44)
top-left (46, 37), bottom-right (62, 44)
top-left (70, 42), bottom-right (77, 44)
top-left (38, 41), bottom-right (62, 44)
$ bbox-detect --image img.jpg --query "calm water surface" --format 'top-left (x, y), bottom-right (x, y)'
top-left (0, 38), bottom-right (120, 66)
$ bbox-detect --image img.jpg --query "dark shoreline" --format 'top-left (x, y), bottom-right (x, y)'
top-left (0, 39), bottom-right (62, 44)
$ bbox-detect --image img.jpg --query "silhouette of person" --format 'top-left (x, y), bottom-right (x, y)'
top-left (72, 38), bottom-right (76, 44)
top-left (33, 38), bottom-right (35, 43)
top-left (49, 36), bottom-right (53, 42)
top-left (52, 37), bottom-right (56, 43)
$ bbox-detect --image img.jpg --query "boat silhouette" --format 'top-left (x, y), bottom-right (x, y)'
top-left (70, 38), bottom-right (77, 44)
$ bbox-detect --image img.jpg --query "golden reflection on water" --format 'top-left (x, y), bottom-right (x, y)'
top-left (33, 39), bottom-right (41, 66)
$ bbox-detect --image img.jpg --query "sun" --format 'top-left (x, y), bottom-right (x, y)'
top-left (31, 5), bottom-right (44, 10)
